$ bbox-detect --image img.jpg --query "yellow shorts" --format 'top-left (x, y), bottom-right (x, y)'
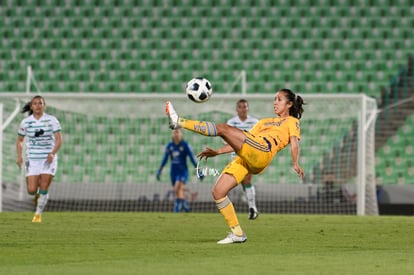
top-left (222, 133), bottom-right (274, 184)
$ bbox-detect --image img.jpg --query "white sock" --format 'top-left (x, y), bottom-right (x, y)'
top-left (245, 185), bottom-right (257, 211)
top-left (35, 193), bottom-right (49, 215)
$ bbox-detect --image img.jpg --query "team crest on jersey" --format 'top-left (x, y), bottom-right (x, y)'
top-left (43, 120), bottom-right (52, 128)
top-left (275, 118), bottom-right (286, 126)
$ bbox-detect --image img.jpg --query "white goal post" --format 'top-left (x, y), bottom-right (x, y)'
top-left (1, 92), bottom-right (378, 215)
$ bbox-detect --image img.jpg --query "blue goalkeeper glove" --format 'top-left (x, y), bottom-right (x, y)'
top-left (156, 169), bottom-right (162, 181)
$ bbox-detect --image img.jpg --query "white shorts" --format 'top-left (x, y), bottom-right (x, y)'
top-left (25, 158), bottom-right (58, 177)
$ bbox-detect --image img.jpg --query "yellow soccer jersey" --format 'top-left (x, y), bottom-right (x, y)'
top-left (249, 116), bottom-right (300, 153)
top-left (223, 116), bottom-right (301, 182)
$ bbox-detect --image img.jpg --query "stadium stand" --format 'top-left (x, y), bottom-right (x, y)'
top-left (0, 1), bottom-right (413, 96)
top-left (374, 55), bottom-right (414, 185)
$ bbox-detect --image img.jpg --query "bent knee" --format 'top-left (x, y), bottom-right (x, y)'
top-left (211, 174), bottom-right (237, 200)
top-left (211, 189), bottom-right (221, 200)
top-left (27, 188), bottom-right (38, 195)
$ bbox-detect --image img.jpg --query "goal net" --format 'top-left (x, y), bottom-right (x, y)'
top-left (1, 92), bottom-right (378, 215)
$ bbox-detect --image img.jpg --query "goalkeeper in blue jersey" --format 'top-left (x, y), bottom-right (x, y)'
top-left (157, 128), bottom-right (200, 212)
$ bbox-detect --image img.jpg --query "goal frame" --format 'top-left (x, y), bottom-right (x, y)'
top-left (1, 92), bottom-right (378, 215)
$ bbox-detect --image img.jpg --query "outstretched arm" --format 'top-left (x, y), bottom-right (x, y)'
top-left (187, 144), bottom-right (199, 168)
top-left (157, 149), bottom-right (169, 180)
top-left (290, 136), bottom-right (305, 181)
top-left (197, 144), bottom-right (234, 160)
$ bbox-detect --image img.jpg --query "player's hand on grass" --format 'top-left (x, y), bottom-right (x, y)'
top-left (197, 147), bottom-right (218, 160)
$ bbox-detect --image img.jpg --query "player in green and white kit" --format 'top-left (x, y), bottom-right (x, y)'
top-left (16, 96), bottom-right (62, 222)
top-left (227, 99), bottom-right (259, 219)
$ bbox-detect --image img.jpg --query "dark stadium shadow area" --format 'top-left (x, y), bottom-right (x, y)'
top-left (378, 204), bottom-right (414, 216)
top-left (44, 200), bottom-right (358, 214)
top-left (3, 199), bottom-right (413, 215)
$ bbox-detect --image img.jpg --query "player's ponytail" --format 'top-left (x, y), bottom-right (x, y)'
top-left (21, 101), bottom-right (32, 115)
top-left (293, 95), bottom-right (304, 119)
top-left (279, 88), bottom-right (305, 119)
top-left (21, 95), bottom-right (45, 116)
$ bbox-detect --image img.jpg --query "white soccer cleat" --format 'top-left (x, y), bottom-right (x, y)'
top-left (217, 232), bottom-right (247, 244)
top-left (165, 101), bottom-right (180, 129)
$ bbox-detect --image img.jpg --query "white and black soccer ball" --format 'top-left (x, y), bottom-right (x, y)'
top-left (185, 77), bottom-right (213, 103)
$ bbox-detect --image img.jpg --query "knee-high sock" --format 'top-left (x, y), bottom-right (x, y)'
top-left (179, 118), bottom-right (217, 137)
top-left (174, 198), bottom-right (182, 213)
top-left (244, 184), bottom-right (257, 211)
top-left (35, 190), bottom-right (49, 215)
top-left (182, 199), bottom-right (191, 212)
top-left (215, 196), bottom-right (243, 236)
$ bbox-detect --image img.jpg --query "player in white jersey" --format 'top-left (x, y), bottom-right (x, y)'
top-left (16, 96), bottom-right (62, 223)
top-left (227, 99), bottom-right (259, 219)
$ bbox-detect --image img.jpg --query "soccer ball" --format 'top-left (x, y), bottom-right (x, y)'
top-left (185, 77), bottom-right (213, 103)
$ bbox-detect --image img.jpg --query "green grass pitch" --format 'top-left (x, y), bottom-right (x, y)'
top-left (0, 212), bottom-right (413, 275)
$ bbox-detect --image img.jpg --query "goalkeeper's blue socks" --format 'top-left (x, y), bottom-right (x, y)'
top-left (182, 200), bottom-right (191, 212)
top-left (174, 198), bottom-right (191, 213)
top-left (174, 198), bottom-right (182, 213)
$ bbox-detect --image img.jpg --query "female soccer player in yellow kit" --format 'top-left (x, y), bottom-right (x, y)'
top-left (166, 88), bottom-right (305, 244)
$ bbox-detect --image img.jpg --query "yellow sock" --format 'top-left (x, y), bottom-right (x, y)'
top-left (215, 196), bottom-right (243, 236)
top-left (231, 225), bottom-right (244, 236)
top-left (179, 118), bottom-right (217, 136)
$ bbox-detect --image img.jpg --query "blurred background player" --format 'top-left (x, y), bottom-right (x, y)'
top-left (227, 99), bottom-right (259, 219)
top-left (157, 128), bottom-right (201, 212)
top-left (16, 95), bottom-right (62, 223)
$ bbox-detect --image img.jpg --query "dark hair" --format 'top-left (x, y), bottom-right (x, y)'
top-left (236, 98), bottom-right (249, 106)
top-left (21, 95), bottom-right (45, 115)
top-left (279, 88), bottom-right (304, 119)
